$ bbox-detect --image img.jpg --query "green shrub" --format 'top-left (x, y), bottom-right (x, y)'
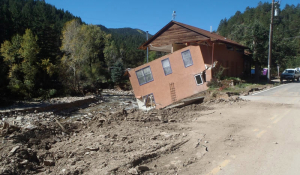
top-left (207, 79), bottom-right (222, 88)
top-left (214, 65), bottom-right (226, 80)
top-left (225, 77), bottom-right (241, 81)
top-left (38, 88), bottom-right (57, 100)
top-left (236, 83), bottom-right (247, 88)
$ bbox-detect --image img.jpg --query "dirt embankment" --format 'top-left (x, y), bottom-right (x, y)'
top-left (0, 90), bottom-right (248, 175)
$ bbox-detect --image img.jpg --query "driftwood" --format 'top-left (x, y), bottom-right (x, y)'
top-left (1, 122), bottom-right (20, 136)
top-left (54, 119), bottom-right (67, 133)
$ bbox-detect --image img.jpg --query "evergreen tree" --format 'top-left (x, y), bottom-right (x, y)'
top-left (111, 60), bottom-right (124, 83)
top-left (217, 2), bottom-right (300, 71)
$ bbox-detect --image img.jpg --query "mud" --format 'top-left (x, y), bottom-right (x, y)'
top-left (0, 89), bottom-right (250, 175)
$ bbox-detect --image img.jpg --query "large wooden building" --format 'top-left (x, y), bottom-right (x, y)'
top-left (128, 21), bottom-right (249, 110)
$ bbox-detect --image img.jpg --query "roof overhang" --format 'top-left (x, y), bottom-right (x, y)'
top-left (138, 21), bottom-right (249, 50)
top-left (139, 21), bottom-right (174, 50)
top-left (149, 44), bottom-right (172, 52)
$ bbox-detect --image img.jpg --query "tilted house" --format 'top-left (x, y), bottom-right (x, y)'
top-left (127, 21), bottom-right (248, 110)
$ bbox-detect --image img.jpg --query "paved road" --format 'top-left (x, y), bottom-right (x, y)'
top-left (143, 82), bottom-right (300, 175)
top-left (241, 82), bottom-right (300, 105)
top-left (161, 98), bottom-right (300, 175)
top-left (209, 82), bottom-right (300, 175)
top-left (218, 106), bottom-right (300, 175)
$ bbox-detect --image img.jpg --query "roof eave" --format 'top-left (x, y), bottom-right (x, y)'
top-left (215, 39), bottom-right (249, 49)
top-left (138, 21), bottom-right (249, 50)
top-left (138, 21), bottom-right (175, 50)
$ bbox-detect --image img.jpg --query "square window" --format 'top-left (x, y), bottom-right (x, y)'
top-left (181, 50), bottom-right (193, 67)
top-left (194, 74), bottom-right (203, 85)
top-left (161, 58), bottom-right (172, 75)
top-left (136, 66), bottom-right (154, 85)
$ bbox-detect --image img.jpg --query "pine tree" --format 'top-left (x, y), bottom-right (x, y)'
top-left (111, 60), bottom-right (124, 84)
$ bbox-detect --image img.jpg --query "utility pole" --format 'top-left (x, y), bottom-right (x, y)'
top-left (267, 0), bottom-right (275, 83)
top-left (146, 31), bottom-right (149, 63)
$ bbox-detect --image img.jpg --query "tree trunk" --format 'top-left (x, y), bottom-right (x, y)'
top-left (73, 67), bottom-right (76, 91)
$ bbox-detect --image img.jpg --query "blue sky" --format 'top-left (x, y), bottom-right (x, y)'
top-left (46, 0), bottom-right (299, 35)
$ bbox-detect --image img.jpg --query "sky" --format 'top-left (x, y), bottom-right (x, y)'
top-left (46, 0), bottom-right (299, 35)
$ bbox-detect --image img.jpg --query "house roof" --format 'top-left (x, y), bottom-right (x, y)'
top-left (139, 21), bottom-right (248, 50)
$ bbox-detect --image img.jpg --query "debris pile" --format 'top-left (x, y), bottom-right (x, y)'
top-left (103, 89), bottom-right (134, 96)
top-left (0, 116), bottom-right (79, 175)
top-left (0, 88), bottom-right (249, 174)
top-left (205, 96), bottom-right (248, 104)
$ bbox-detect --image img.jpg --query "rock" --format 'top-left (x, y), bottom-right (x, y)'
top-left (128, 168), bottom-right (138, 174)
top-left (24, 123), bottom-right (37, 130)
top-left (16, 116), bottom-right (23, 121)
top-left (169, 119), bottom-right (176, 122)
top-left (10, 146), bottom-right (20, 154)
top-left (85, 146), bottom-right (99, 151)
top-left (99, 118), bottom-right (106, 123)
top-left (149, 173), bottom-right (158, 175)
top-left (20, 160), bottom-right (29, 165)
top-left (54, 137), bottom-right (61, 142)
top-left (156, 116), bottom-right (162, 121)
top-left (61, 169), bottom-right (67, 174)
top-left (150, 136), bottom-right (157, 140)
top-left (86, 132), bottom-right (94, 137)
top-left (160, 132), bottom-right (172, 138)
top-left (137, 165), bottom-right (150, 172)
top-left (127, 140), bottom-right (133, 144)
top-left (44, 159), bottom-right (55, 166)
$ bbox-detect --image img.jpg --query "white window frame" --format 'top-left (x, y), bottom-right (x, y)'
top-left (194, 73), bottom-right (204, 85)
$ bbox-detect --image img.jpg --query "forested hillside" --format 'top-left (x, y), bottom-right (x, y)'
top-left (98, 25), bottom-right (147, 68)
top-left (217, 2), bottom-right (300, 71)
top-left (0, 0), bottom-right (82, 99)
top-left (0, 0), bottom-right (150, 101)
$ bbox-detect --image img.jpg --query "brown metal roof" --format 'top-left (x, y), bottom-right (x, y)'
top-left (139, 21), bottom-right (248, 50)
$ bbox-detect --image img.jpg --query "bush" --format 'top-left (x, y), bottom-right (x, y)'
top-left (225, 77), bottom-right (241, 81)
top-left (207, 79), bottom-right (222, 88)
top-left (236, 83), bottom-right (247, 88)
top-left (38, 88), bottom-right (57, 100)
top-left (214, 65), bottom-right (226, 80)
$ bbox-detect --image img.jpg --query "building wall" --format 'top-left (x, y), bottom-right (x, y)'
top-left (129, 46), bottom-right (208, 109)
top-left (129, 44), bottom-right (245, 109)
top-left (199, 44), bottom-right (244, 79)
top-left (213, 44), bottom-right (244, 77)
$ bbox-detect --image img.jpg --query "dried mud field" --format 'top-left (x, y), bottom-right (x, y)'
top-left (1, 91), bottom-right (288, 175)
